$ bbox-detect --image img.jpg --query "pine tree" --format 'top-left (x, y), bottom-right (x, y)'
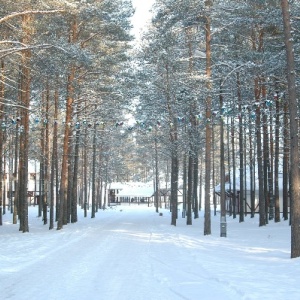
top-left (281, 0), bottom-right (300, 259)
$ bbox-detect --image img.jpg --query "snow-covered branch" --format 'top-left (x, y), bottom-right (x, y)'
top-left (0, 44), bottom-right (53, 59)
top-left (0, 10), bottom-right (66, 24)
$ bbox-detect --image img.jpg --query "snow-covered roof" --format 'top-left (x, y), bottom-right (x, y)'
top-left (215, 169), bottom-right (283, 192)
top-left (109, 182), bottom-right (127, 190)
top-left (109, 182), bottom-right (154, 198)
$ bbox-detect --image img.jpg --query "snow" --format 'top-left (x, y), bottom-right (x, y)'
top-left (214, 168), bottom-right (284, 192)
top-left (1, 205), bottom-right (300, 300)
top-left (110, 181), bottom-right (154, 198)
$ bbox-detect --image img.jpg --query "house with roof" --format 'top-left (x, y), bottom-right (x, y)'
top-left (107, 182), bottom-right (154, 205)
top-left (3, 160), bottom-right (40, 206)
top-left (214, 169), bottom-right (287, 214)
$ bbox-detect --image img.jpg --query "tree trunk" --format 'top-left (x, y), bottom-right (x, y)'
top-left (186, 149), bottom-right (193, 225)
top-left (13, 112), bottom-right (19, 225)
top-left (255, 78), bottom-right (266, 227)
top-left (212, 126), bottom-right (217, 216)
top-left (281, 0), bottom-right (300, 258)
top-left (226, 114), bottom-right (232, 216)
top-left (274, 91), bottom-right (281, 223)
top-left (231, 117), bottom-right (237, 219)
top-left (170, 144), bottom-right (178, 226)
top-left (19, 13), bottom-right (32, 233)
top-left (71, 120), bottom-right (80, 223)
top-left (91, 121), bottom-right (97, 218)
top-left (187, 110), bottom-right (195, 224)
top-left (57, 15), bottom-right (78, 230)
top-left (44, 84), bottom-right (50, 224)
top-left (193, 153), bottom-right (199, 219)
top-left (40, 84), bottom-right (50, 225)
top-left (66, 140), bottom-right (73, 224)
top-left (204, 3), bottom-right (212, 235)
top-left (49, 85), bottom-right (59, 230)
top-left (268, 95), bottom-right (274, 221)
top-left (220, 85), bottom-right (226, 236)
top-left (97, 150), bottom-right (103, 210)
top-left (40, 107), bottom-right (45, 221)
top-left (9, 137), bottom-right (14, 214)
top-left (3, 157), bottom-right (6, 214)
top-left (57, 67), bottom-right (75, 230)
top-left (282, 99), bottom-right (289, 221)
top-left (83, 126), bottom-right (88, 217)
top-left (262, 82), bottom-right (270, 223)
top-left (237, 71), bottom-right (244, 222)
top-left (0, 60), bottom-right (4, 226)
top-left (249, 110), bottom-right (255, 218)
top-left (182, 153), bottom-right (187, 217)
top-left (154, 134), bottom-right (159, 213)
top-left (199, 155), bottom-right (203, 211)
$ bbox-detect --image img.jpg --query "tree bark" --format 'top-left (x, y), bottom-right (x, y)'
top-left (193, 153), bottom-right (199, 219)
top-left (231, 117), bottom-right (237, 219)
top-left (274, 91), bottom-right (281, 223)
top-left (49, 84), bottom-right (59, 230)
top-left (170, 143), bottom-right (178, 226)
top-left (255, 78), bottom-right (266, 227)
top-left (262, 82), bottom-right (270, 223)
top-left (182, 153), bottom-right (187, 217)
top-left (281, 0), bottom-right (300, 258)
top-left (248, 109), bottom-right (255, 218)
top-left (282, 99), bottom-right (289, 221)
top-left (83, 126), bottom-right (88, 217)
top-left (220, 85), bottom-right (226, 236)
top-left (57, 67), bottom-right (75, 230)
top-left (19, 13), bottom-right (32, 233)
top-left (0, 60), bottom-right (4, 226)
top-left (91, 120), bottom-right (97, 218)
top-left (186, 149), bottom-right (193, 225)
top-left (154, 134), bottom-right (159, 213)
top-left (71, 119), bottom-right (80, 223)
top-left (237, 71), bottom-right (244, 222)
top-left (57, 16), bottom-right (77, 230)
top-left (204, 4), bottom-right (212, 235)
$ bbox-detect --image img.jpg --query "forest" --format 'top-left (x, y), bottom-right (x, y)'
top-left (0, 0), bottom-right (299, 258)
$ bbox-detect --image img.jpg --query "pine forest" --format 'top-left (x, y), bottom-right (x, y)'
top-left (0, 0), bottom-right (300, 259)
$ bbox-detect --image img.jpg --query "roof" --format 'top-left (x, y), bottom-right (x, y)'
top-left (215, 169), bottom-right (283, 192)
top-left (109, 182), bottom-right (154, 198)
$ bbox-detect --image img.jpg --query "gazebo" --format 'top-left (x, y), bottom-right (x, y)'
top-left (107, 182), bottom-right (154, 205)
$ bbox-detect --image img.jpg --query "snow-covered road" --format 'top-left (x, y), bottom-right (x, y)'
top-left (1, 205), bottom-right (300, 300)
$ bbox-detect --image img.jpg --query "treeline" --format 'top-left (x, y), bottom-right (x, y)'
top-left (0, 0), bottom-right (299, 258)
top-left (0, 0), bottom-right (135, 230)
top-left (134, 0), bottom-right (300, 257)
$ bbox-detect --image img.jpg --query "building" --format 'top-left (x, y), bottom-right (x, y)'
top-left (107, 182), bottom-right (154, 204)
top-left (3, 159), bottom-right (40, 206)
top-left (214, 170), bottom-right (287, 214)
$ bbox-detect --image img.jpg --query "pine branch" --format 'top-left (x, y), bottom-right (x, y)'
top-left (0, 10), bottom-right (66, 24)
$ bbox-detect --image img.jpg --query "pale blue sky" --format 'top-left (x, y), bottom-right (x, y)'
top-left (131, 0), bottom-right (154, 38)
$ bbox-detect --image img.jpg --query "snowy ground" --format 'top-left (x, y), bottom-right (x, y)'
top-left (1, 204), bottom-right (299, 300)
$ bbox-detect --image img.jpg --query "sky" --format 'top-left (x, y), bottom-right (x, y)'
top-left (131, 0), bottom-right (155, 39)
top-left (1, 204), bottom-right (300, 300)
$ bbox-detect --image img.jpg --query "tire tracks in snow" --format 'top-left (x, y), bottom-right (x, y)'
top-left (147, 222), bottom-right (246, 300)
